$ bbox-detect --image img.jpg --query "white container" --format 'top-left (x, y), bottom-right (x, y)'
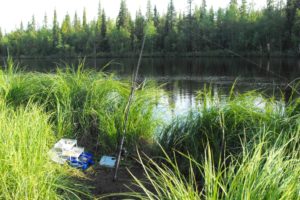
top-left (62, 147), bottom-right (84, 158)
top-left (49, 139), bottom-right (84, 164)
top-left (54, 139), bottom-right (77, 151)
top-left (48, 148), bottom-right (66, 164)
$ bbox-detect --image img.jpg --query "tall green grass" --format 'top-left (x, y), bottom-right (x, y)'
top-left (1, 59), bottom-right (299, 199)
top-left (159, 85), bottom-right (299, 164)
top-left (0, 61), bottom-right (163, 152)
top-left (129, 131), bottom-right (299, 200)
top-left (0, 101), bottom-right (87, 199)
top-left (126, 84), bottom-right (300, 200)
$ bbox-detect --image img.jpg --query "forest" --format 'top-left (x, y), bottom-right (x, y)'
top-left (0, 0), bottom-right (300, 57)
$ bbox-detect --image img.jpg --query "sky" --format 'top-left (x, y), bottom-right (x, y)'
top-left (0, 0), bottom-right (267, 33)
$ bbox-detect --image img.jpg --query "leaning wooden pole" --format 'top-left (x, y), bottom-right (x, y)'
top-left (113, 35), bottom-right (146, 181)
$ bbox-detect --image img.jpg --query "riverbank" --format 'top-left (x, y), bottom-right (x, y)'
top-left (0, 60), bottom-right (299, 199)
top-left (2, 50), bottom-right (300, 59)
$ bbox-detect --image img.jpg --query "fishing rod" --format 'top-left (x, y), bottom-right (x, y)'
top-left (113, 34), bottom-right (146, 181)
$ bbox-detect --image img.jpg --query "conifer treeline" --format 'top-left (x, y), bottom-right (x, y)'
top-left (1, 0), bottom-right (300, 57)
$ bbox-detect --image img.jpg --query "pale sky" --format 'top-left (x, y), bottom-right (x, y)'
top-left (0, 0), bottom-right (267, 33)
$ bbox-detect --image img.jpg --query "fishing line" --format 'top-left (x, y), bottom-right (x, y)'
top-left (200, 36), bottom-right (300, 95)
top-left (113, 34), bottom-right (146, 181)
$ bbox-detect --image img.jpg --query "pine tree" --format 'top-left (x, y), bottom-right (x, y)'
top-left (208, 7), bottom-right (215, 24)
top-left (117, 0), bottom-right (130, 30)
top-left (267, 0), bottom-right (275, 11)
top-left (82, 8), bottom-right (87, 28)
top-left (186, 0), bottom-right (194, 51)
top-left (292, 8), bottom-right (300, 50)
top-left (97, 1), bottom-right (102, 31)
top-left (20, 21), bottom-right (24, 31)
top-left (164, 0), bottom-right (177, 51)
top-left (153, 6), bottom-right (160, 28)
top-left (28, 15), bottom-right (36, 32)
top-left (52, 9), bottom-right (60, 48)
top-left (101, 10), bottom-right (107, 39)
top-left (61, 13), bottom-right (72, 35)
top-left (187, 0), bottom-right (193, 19)
top-left (286, 0), bottom-right (298, 46)
top-left (200, 0), bottom-right (207, 19)
top-left (146, 0), bottom-right (153, 21)
top-left (227, 0), bottom-right (239, 21)
top-left (240, 0), bottom-right (247, 20)
top-left (100, 9), bottom-right (109, 51)
top-left (135, 9), bottom-right (145, 43)
top-left (43, 13), bottom-right (48, 29)
top-left (285, 0), bottom-right (300, 48)
top-left (73, 12), bottom-right (81, 32)
top-left (165, 0), bottom-right (176, 34)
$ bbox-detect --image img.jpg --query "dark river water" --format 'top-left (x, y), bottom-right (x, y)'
top-left (8, 57), bottom-right (300, 116)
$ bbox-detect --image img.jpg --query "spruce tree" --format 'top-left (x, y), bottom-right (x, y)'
top-left (146, 0), bottom-right (153, 21)
top-left (27, 15), bottom-right (36, 32)
top-left (186, 0), bottom-right (194, 51)
top-left (240, 0), bottom-right (247, 20)
top-left (165, 0), bottom-right (176, 34)
top-left (82, 8), bottom-right (87, 28)
top-left (200, 0), bottom-right (207, 19)
top-left (52, 9), bottom-right (60, 48)
top-left (285, 0), bottom-right (299, 48)
top-left (73, 12), bottom-right (81, 32)
top-left (100, 9), bottom-right (109, 51)
top-left (97, 1), bottom-right (102, 31)
top-left (117, 0), bottom-right (130, 30)
top-left (153, 6), bottom-right (160, 28)
top-left (43, 13), bottom-right (48, 29)
top-left (101, 9), bottom-right (107, 39)
top-left (61, 13), bottom-right (72, 35)
top-left (20, 21), bottom-right (24, 31)
top-left (135, 9), bottom-right (145, 42)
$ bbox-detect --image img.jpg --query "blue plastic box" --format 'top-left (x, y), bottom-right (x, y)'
top-left (68, 152), bottom-right (94, 170)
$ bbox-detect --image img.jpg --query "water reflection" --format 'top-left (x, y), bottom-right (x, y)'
top-left (8, 57), bottom-right (300, 116)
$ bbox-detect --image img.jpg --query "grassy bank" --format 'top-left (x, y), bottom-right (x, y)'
top-left (125, 86), bottom-right (300, 200)
top-left (0, 60), bottom-right (163, 152)
top-left (0, 60), bottom-right (163, 199)
top-left (0, 59), bottom-right (299, 199)
top-left (159, 86), bottom-right (299, 164)
top-left (128, 130), bottom-right (300, 200)
top-left (0, 101), bottom-right (90, 199)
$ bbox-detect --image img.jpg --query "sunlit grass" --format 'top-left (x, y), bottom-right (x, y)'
top-left (1, 59), bottom-right (299, 199)
top-left (0, 60), bottom-right (163, 152)
top-left (0, 101), bottom-right (89, 199)
top-left (127, 128), bottom-right (299, 200)
top-left (159, 85), bottom-right (299, 164)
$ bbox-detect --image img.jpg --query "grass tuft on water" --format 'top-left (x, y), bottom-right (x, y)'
top-left (159, 85), bottom-right (299, 164)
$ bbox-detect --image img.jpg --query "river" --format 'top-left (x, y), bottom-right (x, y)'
top-left (8, 57), bottom-right (300, 116)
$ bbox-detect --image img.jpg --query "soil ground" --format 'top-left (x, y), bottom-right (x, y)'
top-left (81, 159), bottom-right (147, 199)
